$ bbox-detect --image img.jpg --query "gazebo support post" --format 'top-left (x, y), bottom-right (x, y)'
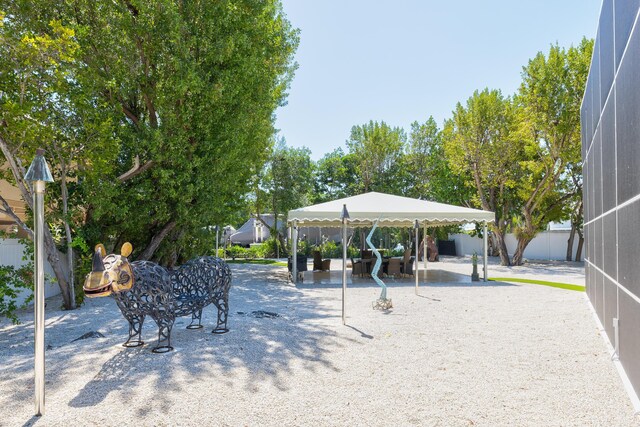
top-left (414, 220), bottom-right (419, 295)
top-left (423, 224), bottom-right (427, 282)
top-left (292, 221), bottom-right (298, 283)
top-left (340, 204), bottom-right (350, 325)
top-left (483, 223), bottom-right (488, 282)
top-left (341, 221), bottom-right (347, 325)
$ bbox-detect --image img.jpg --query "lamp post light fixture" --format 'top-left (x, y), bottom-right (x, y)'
top-left (24, 148), bottom-right (54, 417)
top-left (340, 204), bottom-right (350, 325)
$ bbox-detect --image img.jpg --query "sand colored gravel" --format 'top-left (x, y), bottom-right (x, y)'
top-left (0, 258), bottom-right (637, 426)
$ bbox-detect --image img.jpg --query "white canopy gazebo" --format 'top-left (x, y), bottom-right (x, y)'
top-left (287, 192), bottom-right (494, 322)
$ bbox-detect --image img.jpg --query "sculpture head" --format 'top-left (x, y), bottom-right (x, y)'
top-left (83, 243), bottom-right (135, 297)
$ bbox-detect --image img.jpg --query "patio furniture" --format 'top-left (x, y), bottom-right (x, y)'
top-left (402, 256), bottom-right (415, 277)
top-left (361, 249), bottom-right (373, 259)
top-left (312, 250), bottom-right (331, 271)
top-left (426, 235), bottom-right (439, 261)
top-left (385, 257), bottom-right (402, 278)
top-left (288, 254), bottom-right (308, 281)
top-left (401, 248), bottom-right (412, 276)
top-left (350, 257), bottom-right (364, 277)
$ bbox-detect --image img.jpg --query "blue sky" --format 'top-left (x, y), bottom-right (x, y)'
top-left (275, 0), bottom-right (601, 160)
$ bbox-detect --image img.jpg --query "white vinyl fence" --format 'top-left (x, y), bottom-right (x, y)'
top-left (0, 238), bottom-right (59, 307)
top-left (450, 230), bottom-right (582, 261)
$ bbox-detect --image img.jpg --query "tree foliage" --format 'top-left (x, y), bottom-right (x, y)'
top-left (405, 117), bottom-right (472, 206)
top-left (313, 148), bottom-right (358, 203)
top-left (255, 138), bottom-right (314, 245)
top-left (346, 120), bottom-right (406, 193)
top-left (443, 89), bottom-right (521, 265)
top-left (510, 38), bottom-right (593, 264)
top-left (0, 0), bottom-right (299, 312)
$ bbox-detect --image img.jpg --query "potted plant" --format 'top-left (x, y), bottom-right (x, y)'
top-left (471, 252), bottom-right (480, 281)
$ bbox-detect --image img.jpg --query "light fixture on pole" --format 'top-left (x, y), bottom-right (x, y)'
top-left (340, 204), bottom-right (350, 325)
top-left (24, 148), bottom-right (53, 417)
top-left (414, 219), bottom-right (419, 295)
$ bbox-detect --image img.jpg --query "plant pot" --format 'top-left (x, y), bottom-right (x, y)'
top-left (471, 263), bottom-right (480, 281)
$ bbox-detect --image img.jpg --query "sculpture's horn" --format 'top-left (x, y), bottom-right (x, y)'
top-left (92, 248), bottom-right (105, 272)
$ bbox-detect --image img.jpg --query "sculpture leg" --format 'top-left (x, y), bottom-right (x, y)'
top-left (187, 309), bottom-right (203, 329)
top-left (212, 295), bottom-right (229, 334)
top-left (123, 315), bottom-right (145, 348)
top-left (151, 314), bottom-right (175, 353)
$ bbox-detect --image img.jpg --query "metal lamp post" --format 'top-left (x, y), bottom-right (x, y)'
top-left (24, 148), bottom-right (54, 417)
top-left (414, 219), bottom-right (419, 295)
top-left (340, 204), bottom-right (350, 325)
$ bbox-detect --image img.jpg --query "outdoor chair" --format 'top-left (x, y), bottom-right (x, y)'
top-left (402, 257), bottom-right (415, 277)
top-left (361, 249), bottom-right (373, 259)
top-left (350, 257), bottom-right (364, 277)
top-left (288, 254), bottom-right (308, 281)
top-left (401, 248), bottom-right (412, 276)
top-left (385, 257), bottom-right (402, 278)
top-left (312, 250), bottom-right (331, 271)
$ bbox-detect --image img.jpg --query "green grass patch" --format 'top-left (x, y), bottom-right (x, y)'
top-left (225, 259), bottom-right (287, 267)
top-left (489, 277), bottom-right (585, 292)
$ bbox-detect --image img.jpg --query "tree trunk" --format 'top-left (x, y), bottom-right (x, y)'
top-left (137, 220), bottom-right (177, 261)
top-left (0, 137), bottom-right (75, 308)
top-left (575, 229), bottom-right (584, 262)
top-left (487, 232), bottom-right (499, 256)
top-left (493, 230), bottom-right (511, 266)
top-left (566, 223), bottom-right (576, 261)
top-left (43, 227), bottom-right (73, 309)
top-left (60, 165), bottom-right (76, 309)
top-left (512, 236), bottom-right (533, 266)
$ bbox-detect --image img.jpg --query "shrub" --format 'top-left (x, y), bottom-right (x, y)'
top-left (227, 245), bottom-right (247, 260)
top-left (347, 246), bottom-right (360, 258)
top-left (262, 237), bottom-right (282, 258)
top-left (0, 236), bottom-right (34, 324)
top-left (390, 248), bottom-right (405, 257)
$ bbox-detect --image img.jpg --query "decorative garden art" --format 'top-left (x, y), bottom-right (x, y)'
top-left (83, 243), bottom-right (232, 353)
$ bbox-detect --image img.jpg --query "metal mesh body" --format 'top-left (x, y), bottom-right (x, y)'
top-left (112, 257), bottom-right (232, 352)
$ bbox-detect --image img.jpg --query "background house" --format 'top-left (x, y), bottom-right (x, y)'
top-left (230, 214), bottom-right (342, 247)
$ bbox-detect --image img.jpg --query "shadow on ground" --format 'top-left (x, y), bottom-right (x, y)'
top-left (0, 263), bottom-right (341, 424)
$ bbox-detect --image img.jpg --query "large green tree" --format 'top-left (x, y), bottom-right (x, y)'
top-left (405, 117), bottom-right (472, 206)
top-left (313, 147), bottom-right (359, 203)
top-left (0, 0), bottom-right (298, 274)
top-left (0, 13), bottom-right (118, 308)
top-left (511, 38), bottom-right (593, 265)
top-left (443, 89), bottom-right (521, 266)
top-left (346, 120), bottom-right (406, 194)
top-left (1, 0), bottom-right (299, 309)
top-left (255, 139), bottom-right (314, 248)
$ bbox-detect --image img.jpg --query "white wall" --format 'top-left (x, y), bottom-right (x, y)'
top-left (0, 238), bottom-right (59, 307)
top-left (450, 231), bottom-right (582, 261)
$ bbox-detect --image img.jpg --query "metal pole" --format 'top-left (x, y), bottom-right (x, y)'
top-left (223, 231), bottom-right (226, 260)
top-left (483, 223), bottom-right (488, 282)
top-left (415, 222), bottom-right (419, 294)
top-left (342, 220), bottom-right (347, 325)
top-left (215, 226), bottom-right (219, 258)
top-left (25, 149), bottom-right (52, 418)
top-left (34, 180), bottom-right (45, 416)
top-left (423, 225), bottom-right (427, 282)
top-left (292, 221), bottom-right (298, 282)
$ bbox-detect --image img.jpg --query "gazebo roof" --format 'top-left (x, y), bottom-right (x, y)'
top-left (288, 191), bottom-right (494, 228)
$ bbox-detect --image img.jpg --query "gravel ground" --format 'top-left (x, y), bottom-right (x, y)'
top-left (0, 258), bottom-right (637, 426)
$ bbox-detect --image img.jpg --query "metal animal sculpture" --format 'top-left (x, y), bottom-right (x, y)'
top-left (83, 243), bottom-right (231, 353)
